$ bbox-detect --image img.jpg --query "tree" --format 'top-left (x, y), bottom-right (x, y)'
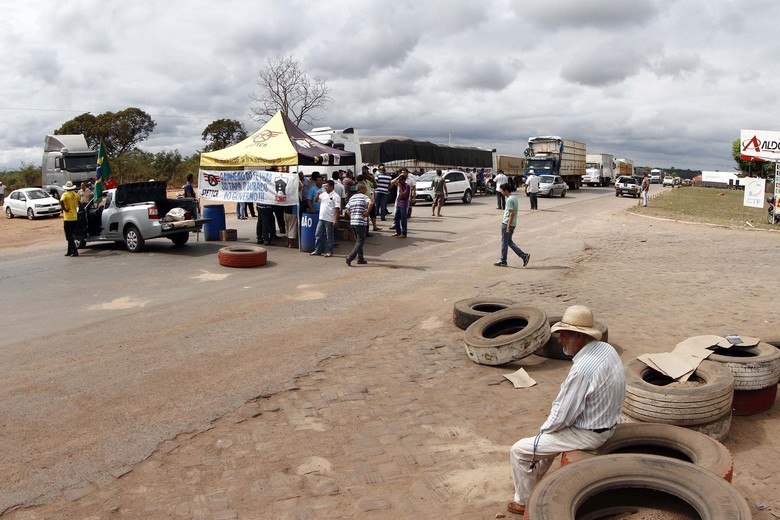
top-left (202, 119), bottom-right (247, 151)
top-left (732, 139), bottom-right (773, 177)
top-left (55, 107), bottom-right (156, 156)
top-left (250, 55), bottom-right (332, 126)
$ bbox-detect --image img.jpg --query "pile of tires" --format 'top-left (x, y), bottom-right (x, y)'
top-left (622, 359), bottom-right (734, 441)
top-left (533, 315), bottom-right (609, 361)
top-left (452, 297), bottom-right (518, 330)
top-left (217, 246), bottom-right (267, 268)
top-left (560, 423), bottom-right (734, 482)
top-left (526, 454), bottom-right (751, 519)
top-left (708, 342), bottom-right (780, 416)
top-left (461, 306), bottom-right (550, 366)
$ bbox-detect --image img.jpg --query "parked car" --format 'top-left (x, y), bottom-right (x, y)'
top-left (414, 170), bottom-right (473, 204)
top-left (4, 187), bottom-right (62, 219)
top-left (615, 176), bottom-right (640, 198)
top-left (682, 179), bottom-right (692, 186)
top-left (532, 175), bottom-right (568, 197)
top-left (663, 177), bottom-right (675, 187)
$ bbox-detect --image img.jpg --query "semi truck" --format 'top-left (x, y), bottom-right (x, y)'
top-left (525, 136), bottom-right (586, 190)
top-left (41, 134), bottom-right (98, 198)
top-left (615, 158), bottom-right (635, 178)
top-left (584, 153), bottom-right (615, 186)
top-left (297, 126), bottom-right (362, 178)
top-left (493, 154), bottom-right (526, 176)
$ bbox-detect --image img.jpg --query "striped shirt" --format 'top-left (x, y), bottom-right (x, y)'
top-left (540, 340), bottom-right (625, 433)
top-left (346, 193), bottom-right (370, 226)
top-left (375, 173), bottom-right (392, 194)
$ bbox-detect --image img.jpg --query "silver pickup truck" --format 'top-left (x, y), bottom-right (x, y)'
top-left (77, 181), bottom-right (209, 252)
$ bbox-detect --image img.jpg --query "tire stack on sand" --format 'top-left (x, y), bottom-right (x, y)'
top-left (708, 341), bottom-right (780, 415)
top-left (621, 359), bottom-right (734, 441)
top-left (452, 298), bottom-right (550, 365)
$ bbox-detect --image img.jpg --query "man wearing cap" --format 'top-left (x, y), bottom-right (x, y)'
top-left (507, 305), bottom-right (625, 516)
top-left (60, 181), bottom-right (81, 257)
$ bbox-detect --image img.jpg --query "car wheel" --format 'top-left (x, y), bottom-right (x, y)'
top-left (616, 191), bottom-right (621, 197)
top-left (27, 208), bottom-right (35, 220)
top-left (561, 189), bottom-right (566, 198)
top-left (5, 207), bottom-right (12, 219)
top-left (170, 232), bottom-right (190, 246)
top-left (461, 189), bottom-right (472, 204)
top-left (124, 225), bottom-right (145, 253)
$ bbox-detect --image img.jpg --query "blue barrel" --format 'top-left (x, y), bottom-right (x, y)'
top-left (203, 204), bottom-right (226, 241)
top-left (299, 212), bottom-right (319, 252)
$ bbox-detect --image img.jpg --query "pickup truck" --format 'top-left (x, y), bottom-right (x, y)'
top-left (76, 181), bottom-right (208, 252)
top-left (615, 176), bottom-right (640, 198)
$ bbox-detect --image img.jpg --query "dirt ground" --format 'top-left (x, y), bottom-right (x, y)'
top-left (2, 193), bottom-right (778, 519)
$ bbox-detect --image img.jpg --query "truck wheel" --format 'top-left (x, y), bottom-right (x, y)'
top-left (218, 246), bottom-right (267, 267)
top-left (462, 189), bottom-right (472, 204)
top-left (124, 225), bottom-right (145, 253)
top-left (463, 307), bottom-right (550, 365)
top-left (452, 297), bottom-right (518, 330)
top-left (5, 207), bottom-right (13, 219)
top-left (170, 232), bottom-right (190, 246)
top-left (707, 342), bottom-right (780, 391)
top-left (27, 208), bottom-right (35, 220)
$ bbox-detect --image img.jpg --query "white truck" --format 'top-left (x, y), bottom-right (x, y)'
top-left (297, 127), bottom-right (362, 179)
top-left (649, 168), bottom-right (662, 184)
top-left (584, 153), bottom-right (615, 186)
top-left (525, 136), bottom-right (586, 190)
top-left (41, 134), bottom-right (98, 198)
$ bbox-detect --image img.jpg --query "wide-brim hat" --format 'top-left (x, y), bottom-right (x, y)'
top-left (64, 181), bottom-right (78, 190)
top-left (550, 305), bottom-right (602, 340)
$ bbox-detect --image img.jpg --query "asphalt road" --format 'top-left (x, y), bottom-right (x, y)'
top-left (0, 185), bottom-right (646, 511)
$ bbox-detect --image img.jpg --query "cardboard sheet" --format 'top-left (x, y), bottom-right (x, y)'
top-left (638, 353), bottom-right (696, 380)
top-left (503, 368), bottom-right (537, 389)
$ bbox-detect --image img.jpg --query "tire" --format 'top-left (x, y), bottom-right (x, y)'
top-left (527, 454), bottom-right (751, 519)
top-left (463, 307), bottom-right (550, 365)
top-left (622, 359), bottom-right (734, 428)
top-left (615, 192), bottom-right (620, 197)
top-left (452, 297), bottom-right (517, 330)
top-left (461, 189), bottom-right (472, 204)
top-left (170, 232), bottom-right (190, 246)
top-left (5, 207), bottom-right (12, 219)
top-left (732, 385), bottom-right (778, 416)
top-left (218, 245), bottom-right (267, 268)
top-left (707, 342), bottom-right (780, 390)
top-left (27, 208), bottom-right (35, 220)
top-left (560, 423), bottom-right (734, 482)
top-left (534, 315), bottom-right (609, 360)
top-left (560, 189), bottom-right (566, 198)
top-left (76, 238), bottom-right (87, 249)
top-left (124, 225), bottom-right (145, 253)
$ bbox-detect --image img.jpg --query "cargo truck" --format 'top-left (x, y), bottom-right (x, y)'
top-left (615, 158), bottom-right (635, 178)
top-left (41, 134), bottom-right (98, 198)
top-left (525, 136), bottom-right (585, 190)
top-left (584, 153), bottom-right (615, 186)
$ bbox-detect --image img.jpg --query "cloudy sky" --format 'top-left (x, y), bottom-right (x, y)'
top-left (1, 0), bottom-right (777, 172)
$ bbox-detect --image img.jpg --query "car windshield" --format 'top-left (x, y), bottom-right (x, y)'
top-left (419, 173), bottom-right (437, 181)
top-left (586, 163), bottom-right (599, 169)
top-left (26, 189), bottom-right (50, 199)
top-left (619, 177), bottom-right (637, 184)
top-left (539, 175), bottom-right (555, 183)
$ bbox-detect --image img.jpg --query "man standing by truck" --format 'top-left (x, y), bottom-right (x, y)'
top-left (59, 181), bottom-right (80, 257)
top-left (494, 170), bottom-right (508, 209)
top-left (525, 173), bottom-right (540, 210)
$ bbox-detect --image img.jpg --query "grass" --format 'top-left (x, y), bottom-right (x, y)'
top-left (628, 186), bottom-right (777, 230)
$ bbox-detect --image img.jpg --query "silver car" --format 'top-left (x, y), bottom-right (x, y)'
top-left (537, 175), bottom-right (568, 197)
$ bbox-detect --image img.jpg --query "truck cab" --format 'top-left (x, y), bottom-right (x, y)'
top-left (41, 135), bottom-right (98, 198)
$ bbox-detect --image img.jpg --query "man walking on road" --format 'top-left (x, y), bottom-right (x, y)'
top-left (60, 181), bottom-right (80, 257)
top-left (494, 170), bottom-right (508, 209)
top-left (345, 182), bottom-right (373, 266)
top-left (525, 172), bottom-right (540, 210)
top-left (641, 174), bottom-right (650, 207)
top-left (506, 305), bottom-right (625, 516)
top-left (432, 169), bottom-right (447, 217)
top-left (494, 183), bottom-right (529, 267)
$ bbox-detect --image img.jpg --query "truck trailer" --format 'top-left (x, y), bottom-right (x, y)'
top-left (615, 158), bottom-right (635, 178)
top-left (525, 136), bottom-right (585, 190)
top-left (584, 153), bottom-right (615, 186)
top-left (42, 134), bottom-right (98, 198)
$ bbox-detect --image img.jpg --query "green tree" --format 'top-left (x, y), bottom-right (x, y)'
top-left (55, 108), bottom-right (156, 156)
top-left (152, 150), bottom-right (183, 182)
top-left (55, 113), bottom-right (101, 148)
top-left (202, 119), bottom-right (247, 151)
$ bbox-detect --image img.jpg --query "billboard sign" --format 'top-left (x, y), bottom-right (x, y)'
top-left (740, 129), bottom-right (780, 162)
top-left (742, 178), bottom-right (765, 208)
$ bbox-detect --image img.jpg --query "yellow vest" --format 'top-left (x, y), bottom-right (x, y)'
top-left (61, 190), bottom-right (79, 221)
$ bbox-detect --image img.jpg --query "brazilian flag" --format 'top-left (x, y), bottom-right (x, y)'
top-left (93, 143), bottom-right (112, 202)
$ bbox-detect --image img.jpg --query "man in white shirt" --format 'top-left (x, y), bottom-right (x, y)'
top-left (507, 305), bottom-right (625, 517)
top-left (493, 170), bottom-right (508, 209)
top-left (331, 172), bottom-right (346, 207)
top-left (525, 173), bottom-right (540, 210)
top-left (402, 168), bottom-right (417, 219)
top-left (311, 180), bottom-right (340, 257)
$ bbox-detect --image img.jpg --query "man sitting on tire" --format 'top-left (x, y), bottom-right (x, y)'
top-left (507, 305), bottom-right (625, 516)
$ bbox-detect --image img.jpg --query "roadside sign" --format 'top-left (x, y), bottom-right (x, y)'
top-left (740, 129), bottom-right (780, 162)
top-left (742, 178), bottom-right (765, 208)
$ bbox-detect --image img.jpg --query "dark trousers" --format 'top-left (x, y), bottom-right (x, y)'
top-left (375, 192), bottom-right (389, 219)
top-left (497, 191), bottom-right (506, 209)
top-left (348, 224), bottom-right (368, 262)
top-left (246, 203), bottom-right (256, 217)
top-left (256, 205), bottom-right (274, 243)
top-left (394, 205), bottom-right (408, 235)
top-left (64, 220), bottom-right (78, 255)
top-left (273, 206), bottom-right (286, 234)
top-left (529, 192), bottom-right (538, 210)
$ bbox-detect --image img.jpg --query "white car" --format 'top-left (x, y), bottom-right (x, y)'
top-left (414, 170), bottom-right (473, 204)
top-left (536, 175), bottom-right (568, 197)
top-left (662, 177), bottom-right (675, 187)
top-left (4, 188), bottom-right (62, 220)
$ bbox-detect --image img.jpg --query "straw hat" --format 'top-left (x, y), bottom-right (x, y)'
top-left (550, 305), bottom-right (602, 340)
top-left (64, 181), bottom-right (77, 190)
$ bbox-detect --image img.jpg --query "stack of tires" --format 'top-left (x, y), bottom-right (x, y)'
top-left (622, 359), bottom-right (734, 441)
top-left (452, 298), bottom-right (550, 365)
top-left (707, 342), bottom-right (780, 416)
